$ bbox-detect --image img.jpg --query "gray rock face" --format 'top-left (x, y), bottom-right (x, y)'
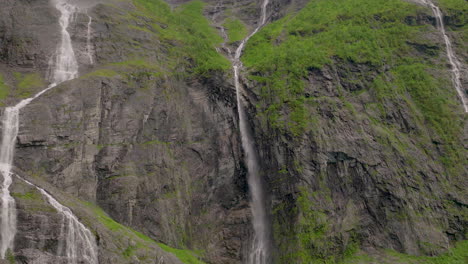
top-left (0, 0), bottom-right (59, 69)
top-left (10, 174), bottom-right (185, 264)
top-left (0, 0), bottom-right (466, 263)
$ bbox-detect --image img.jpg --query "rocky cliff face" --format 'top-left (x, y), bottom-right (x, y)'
top-left (239, 0), bottom-right (467, 262)
top-left (0, 0), bottom-right (466, 264)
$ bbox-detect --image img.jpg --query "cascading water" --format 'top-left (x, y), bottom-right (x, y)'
top-left (86, 13), bottom-right (94, 65)
top-left (0, 108), bottom-right (18, 258)
top-left (50, 0), bottom-right (79, 85)
top-left (420, 0), bottom-right (467, 112)
top-left (231, 0), bottom-right (271, 263)
top-left (20, 178), bottom-right (98, 264)
top-left (0, 0), bottom-right (93, 260)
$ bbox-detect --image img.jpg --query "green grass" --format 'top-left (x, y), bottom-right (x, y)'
top-left (133, 0), bottom-right (230, 75)
top-left (438, 0), bottom-right (468, 18)
top-left (6, 249), bottom-right (15, 264)
top-left (241, 0), bottom-right (464, 163)
top-left (11, 191), bottom-right (42, 200)
top-left (14, 72), bottom-right (45, 98)
top-left (328, 240), bottom-right (468, 264)
top-left (223, 18), bottom-right (248, 43)
top-left (158, 243), bottom-right (206, 264)
top-left (83, 201), bottom-right (206, 263)
top-left (437, 0), bottom-right (468, 42)
top-left (0, 74), bottom-right (10, 101)
top-left (373, 240), bottom-right (468, 264)
top-left (85, 69), bottom-right (120, 78)
top-left (242, 0), bottom-right (429, 137)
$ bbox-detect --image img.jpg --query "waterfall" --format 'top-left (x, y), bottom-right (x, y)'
top-left (50, 0), bottom-right (79, 85)
top-left (86, 13), bottom-right (94, 65)
top-left (421, 0), bottom-right (467, 112)
top-left (19, 177), bottom-right (98, 264)
top-left (231, 0), bottom-right (271, 263)
top-left (0, 0), bottom-right (87, 259)
top-left (0, 108), bottom-right (18, 258)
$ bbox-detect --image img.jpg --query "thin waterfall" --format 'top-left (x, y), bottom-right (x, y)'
top-left (19, 177), bottom-right (98, 264)
top-left (0, 0), bottom-right (91, 259)
top-left (86, 12), bottom-right (94, 65)
top-left (421, 0), bottom-right (467, 112)
top-left (231, 0), bottom-right (271, 263)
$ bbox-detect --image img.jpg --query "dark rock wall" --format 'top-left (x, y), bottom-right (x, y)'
top-left (0, 0), bottom-right (465, 263)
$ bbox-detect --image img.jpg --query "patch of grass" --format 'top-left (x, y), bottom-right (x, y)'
top-left (278, 188), bottom-right (350, 263)
top-left (85, 69), bottom-right (120, 78)
top-left (223, 18), bottom-right (248, 43)
top-left (392, 64), bottom-right (460, 140)
top-left (158, 243), bottom-right (206, 264)
top-left (83, 201), bottom-right (205, 263)
top-left (133, 0), bottom-right (230, 75)
top-left (111, 59), bottom-right (161, 70)
top-left (438, 0), bottom-right (468, 21)
top-left (242, 0), bottom-right (426, 137)
top-left (6, 249), bottom-right (15, 264)
top-left (383, 240), bottom-right (468, 264)
top-left (0, 74), bottom-right (10, 101)
top-left (11, 190), bottom-right (42, 200)
top-left (82, 59), bottom-right (164, 80)
top-left (14, 72), bottom-right (45, 98)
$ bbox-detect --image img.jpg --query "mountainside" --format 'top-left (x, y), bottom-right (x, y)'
top-left (0, 0), bottom-right (466, 264)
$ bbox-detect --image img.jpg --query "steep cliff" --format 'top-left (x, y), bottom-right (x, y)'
top-left (0, 0), bottom-right (466, 264)
top-left (240, 0), bottom-right (467, 262)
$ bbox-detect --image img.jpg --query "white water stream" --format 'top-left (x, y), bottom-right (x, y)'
top-left (0, 0), bottom-right (96, 261)
top-left (86, 13), bottom-right (94, 65)
top-left (421, 0), bottom-right (467, 112)
top-left (231, 0), bottom-right (271, 263)
top-left (20, 177), bottom-right (98, 264)
top-left (50, 0), bottom-right (79, 85)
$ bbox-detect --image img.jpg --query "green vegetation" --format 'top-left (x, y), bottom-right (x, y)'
top-left (277, 188), bottom-right (360, 263)
top-left (0, 74), bottom-right (10, 101)
top-left (223, 18), bottom-right (248, 43)
top-left (438, 0), bottom-right (468, 43)
top-left (6, 249), bottom-right (15, 264)
top-left (383, 240), bottom-right (468, 264)
top-left (438, 0), bottom-right (468, 21)
top-left (290, 189), bottom-right (333, 263)
top-left (341, 240), bottom-right (468, 264)
top-left (13, 72), bottom-right (45, 98)
top-left (158, 243), bottom-right (206, 264)
top-left (242, 0), bottom-right (464, 167)
top-left (85, 69), bottom-right (120, 78)
top-left (84, 202), bottom-right (205, 263)
top-left (244, 0), bottom-right (466, 262)
top-left (132, 0), bottom-right (230, 75)
top-left (11, 190), bottom-right (42, 200)
top-left (280, 189), bottom-right (468, 264)
top-left (242, 0), bottom-right (432, 137)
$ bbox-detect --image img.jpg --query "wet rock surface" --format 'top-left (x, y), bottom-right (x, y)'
top-left (0, 0), bottom-right (466, 263)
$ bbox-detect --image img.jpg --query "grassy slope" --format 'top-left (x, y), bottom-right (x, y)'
top-left (242, 0), bottom-right (465, 174)
top-left (83, 201), bottom-right (206, 264)
top-left (242, 0), bottom-right (463, 138)
top-left (223, 18), bottom-right (248, 43)
top-left (344, 240), bottom-right (468, 264)
top-left (132, 0), bottom-right (230, 75)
